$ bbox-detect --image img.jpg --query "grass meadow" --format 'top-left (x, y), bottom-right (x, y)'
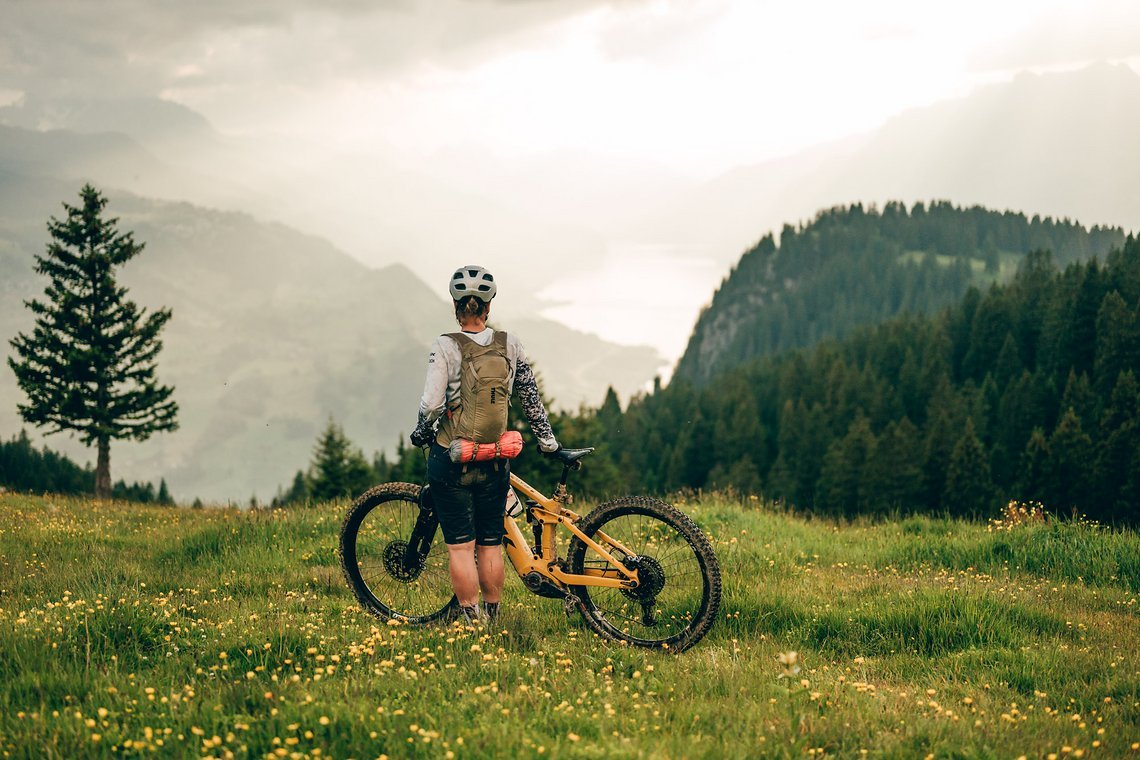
top-left (0, 491), bottom-right (1137, 759)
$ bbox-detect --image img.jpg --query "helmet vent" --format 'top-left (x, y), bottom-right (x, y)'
top-left (449, 265), bottom-right (497, 302)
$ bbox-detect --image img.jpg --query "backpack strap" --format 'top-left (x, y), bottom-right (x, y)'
top-left (446, 332), bottom-right (475, 346)
top-left (440, 333), bottom-right (472, 417)
top-left (443, 331), bottom-right (505, 348)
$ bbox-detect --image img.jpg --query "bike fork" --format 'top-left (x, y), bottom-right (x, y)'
top-left (404, 485), bottom-right (439, 568)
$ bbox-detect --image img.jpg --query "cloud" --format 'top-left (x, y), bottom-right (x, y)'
top-left (0, 0), bottom-right (645, 99)
top-left (968, 0), bottom-right (1140, 72)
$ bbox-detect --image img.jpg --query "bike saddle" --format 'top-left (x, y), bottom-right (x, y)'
top-left (545, 446), bottom-right (595, 465)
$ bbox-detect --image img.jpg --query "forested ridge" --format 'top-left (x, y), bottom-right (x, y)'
top-left (485, 236), bottom-right (1140, 525)
top-left (676, 202), bottom-right (1124, 385)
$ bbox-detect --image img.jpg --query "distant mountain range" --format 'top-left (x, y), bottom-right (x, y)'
top-left (0, 95), bottom-right (617, 308)
top-left (0, 128), bottom-right (662, 502)
top-left (637, 63), bottom-right (1140, 264)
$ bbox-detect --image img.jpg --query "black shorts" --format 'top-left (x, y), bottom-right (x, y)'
top-left (426, 443), bottom-right (509, 546)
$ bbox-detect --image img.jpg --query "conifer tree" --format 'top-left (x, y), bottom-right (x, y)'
top-left (274, 470), bottom-right (310, 507)
top-left (865, 417), bottom-right (924, 514)
top-left (819, 415), bottom-right (876, 517)
top-left (1095, 371), bottom-right (1140, 521)
top-left (390, 434), bottom-right (427, 484)
top-left (156, 478), bottom-right (174, 506)
top-left (1046, 407), bottom-right (1094, 516)
top-left (308, 419), bottom-right (373, 502)
top-left (943, 417), bottom-right (994, 518)
top-left (1094, 290), bottom-right (1138, 397)
top-left (7, 185), bottom-right (178, 498)
top-left (1017, 428), bottom-right (1051, 504)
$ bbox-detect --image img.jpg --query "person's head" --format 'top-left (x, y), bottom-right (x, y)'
top-left (449, 265), bottom-right (496, 326)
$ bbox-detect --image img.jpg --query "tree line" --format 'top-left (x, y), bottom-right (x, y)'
top-left (607, 239), bottom-right (1140, 523)
top-left (0, 430), bottom-right (174, 504)
top-left (273, 420), bottom-right (427, 507)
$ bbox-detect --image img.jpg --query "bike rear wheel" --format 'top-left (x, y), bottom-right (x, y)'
top-left (339, 482), bottom-right (455, 624)
top-left (568, 496), bottom-right (721, 652)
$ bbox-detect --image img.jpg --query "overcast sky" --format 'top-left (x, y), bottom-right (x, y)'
top-left (4, 0), bottom-right (1140, 361)
top-left (4, 0), bottom-right (1140, 177)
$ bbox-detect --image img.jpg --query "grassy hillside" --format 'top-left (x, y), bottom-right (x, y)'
top-left (1, 492), bottom-right (1137, 758)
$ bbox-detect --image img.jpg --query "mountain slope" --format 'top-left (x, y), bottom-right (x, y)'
top-left (0, 96), bottom-right (612, 305)
top-left (588, 235), bottom-right (1140, 523)
top-left (674, 202), bottom-right (1124, 385)
top-left (0, 176), bottom-right (436, 500)
top-left (0, 128), bottom-right (663, 500)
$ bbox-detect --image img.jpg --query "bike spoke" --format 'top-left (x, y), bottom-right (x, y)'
top-left (343, 489), bottom-right (454, 622)
top-left (571, 503), bottom-right (717, 648)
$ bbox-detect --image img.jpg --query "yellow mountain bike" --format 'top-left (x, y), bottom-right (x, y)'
top-left (339, 447), bottom-right (722, 652)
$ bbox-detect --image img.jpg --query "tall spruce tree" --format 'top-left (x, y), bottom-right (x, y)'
top-left (7, 185), bottom-right (178, 498)
top-left (943, 417), bottom-right (995, 518)
top-left (308, 419), bottom-right (373, 502)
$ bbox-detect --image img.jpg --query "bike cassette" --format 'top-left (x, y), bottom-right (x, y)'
top-left (620, 555), bottom-right (666, 626)
top-left (620, 555), bottom-right (666, 601)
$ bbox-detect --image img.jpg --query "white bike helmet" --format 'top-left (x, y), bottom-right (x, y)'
top-left (449, 265), bottom-right (497, 302)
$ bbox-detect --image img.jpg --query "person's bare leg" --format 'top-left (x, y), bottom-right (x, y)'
top-left (447, 541), bottom-right (479, 607)
top-left (476, 544), bottom-right (504, 604)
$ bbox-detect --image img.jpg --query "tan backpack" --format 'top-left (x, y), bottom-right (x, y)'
top-left (436, 331), bottom-right (511, 446)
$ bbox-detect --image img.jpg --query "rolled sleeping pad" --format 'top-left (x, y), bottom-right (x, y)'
top-left (448, 430), bottom-right (524, 463)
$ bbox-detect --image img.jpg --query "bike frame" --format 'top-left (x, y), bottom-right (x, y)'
top-left (503, 471), bottom-right (641, 591)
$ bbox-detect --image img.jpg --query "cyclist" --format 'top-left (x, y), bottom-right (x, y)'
top-left (409, 265), bottom-right (560, 625)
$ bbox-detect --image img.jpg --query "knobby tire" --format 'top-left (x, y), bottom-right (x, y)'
top-left (567, 496), bottom-right (721, 652)
top-left (339, 482), bottom-right (455, 624)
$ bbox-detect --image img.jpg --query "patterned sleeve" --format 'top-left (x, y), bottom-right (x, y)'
top-left (514, 358), bottom-right (559, 452)
top-left (409, 410), bottom-right (434, 447)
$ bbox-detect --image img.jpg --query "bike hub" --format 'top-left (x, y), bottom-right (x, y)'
top-left (383, 540), bottom-right (424, 583)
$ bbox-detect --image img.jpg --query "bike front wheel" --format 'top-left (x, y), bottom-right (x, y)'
top-left (568, 496), bottom-right (721, 652)
top-left (339, 482), bottom-right (455, 624)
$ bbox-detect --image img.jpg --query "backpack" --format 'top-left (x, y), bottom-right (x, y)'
top-left (435, 331), bottom-right (511, 446)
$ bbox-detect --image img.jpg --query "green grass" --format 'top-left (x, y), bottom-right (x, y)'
top-left (0, 492), bottom-right (1137, 759)
top-left (897, 250), bottom-right (1022, 284)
